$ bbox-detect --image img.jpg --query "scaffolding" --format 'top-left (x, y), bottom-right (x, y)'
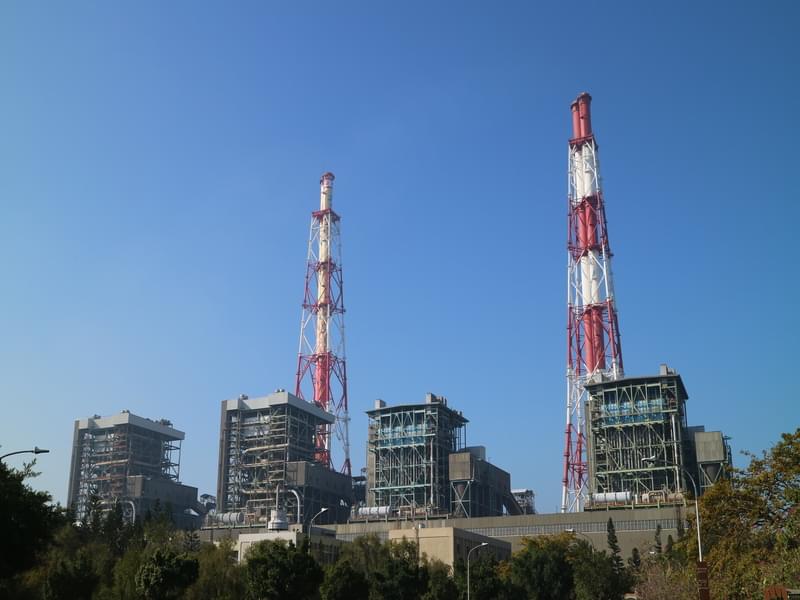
top-left (367, 394), bottom-right (467, 515)
top-left (586, 368), bottom-right (689, 507)
top-left (67, 412), bottom-right (182, 521)
top-left (217, 391), bottom-right (351, 524)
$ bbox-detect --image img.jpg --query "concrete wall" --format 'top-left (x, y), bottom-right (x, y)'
top-left (331, 505), bottom-right (686, 558)
top-left (388, 527), bottom-right (510, 567)
top-left (236, 527), bottom-right (343, 565)
top-left (202, 505), bottom-right (687, 562)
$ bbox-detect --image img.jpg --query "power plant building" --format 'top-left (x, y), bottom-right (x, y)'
top-left (449, 446), bottom-right (521, 518)
top-left (216, 390), bottom-right (352, 526)
top-left (585, 364), bottom-right (730, 508)
top-left (366, 393), bottom-right (520, 518)
top-left (67, 411), bottom-right (199, 527)
top-left (366, 394), bottom-right (467, 515)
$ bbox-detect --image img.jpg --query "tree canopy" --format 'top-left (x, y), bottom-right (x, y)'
top-left (3, 428), bottom-right (798, 599)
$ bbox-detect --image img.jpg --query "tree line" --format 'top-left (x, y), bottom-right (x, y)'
top-left (1, 427), bottom-right (798, 599)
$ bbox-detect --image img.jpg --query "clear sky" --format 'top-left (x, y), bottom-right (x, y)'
top-left (1, 1), bottom-right (798, 514)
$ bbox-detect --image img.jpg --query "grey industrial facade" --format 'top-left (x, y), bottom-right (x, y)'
top-left (201, 505), bottom-right (687, 560)
top-left (364, 394), bottom-right (521, 519)
top-left (216, 390), bottom-right (352, 526)
top-left (67, 411), bottom-right (200, 527)
top-left (585, 364), bottom-right (730, 509)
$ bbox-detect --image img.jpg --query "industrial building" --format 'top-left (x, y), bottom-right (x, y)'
top-left (449, 447), bottom-right (521, 518)
top-left (216, 390), bottom-right (352, 526)
top-left (200, 504), bottom-right (687, 561)
top-left (366, 394), bottom-right (466, 515)
top-left (585, 364), bottom-right (730, 509)
top-left (685, 427), bottom-right (732, 494)
top-left (365, 393), bottom-right (520, 519)
top-left (388, 527), bottom-right (510, 567)
top-left (67, 411), bottom-right (200, 527)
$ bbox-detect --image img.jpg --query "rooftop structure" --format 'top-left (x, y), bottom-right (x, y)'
top-left (366, 393), bottom-right (467, 515)
top-left (216, 390), bottom-right (352, 526)
top-left (67, 411), bottom-right (193, 524)
top-left (511, 489), bottom-right (536, 515)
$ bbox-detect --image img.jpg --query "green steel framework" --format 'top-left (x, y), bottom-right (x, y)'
top-left (71, 422), bottom-right (181, 520)
top-left (218, 400), bottom-right (319, 522)
top-left (586, 373), bottom-right (690, 505)
top-left (367, 396), bottom-right (467, 514)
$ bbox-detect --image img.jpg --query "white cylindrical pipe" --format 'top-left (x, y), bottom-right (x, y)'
top-left (580, 257), bottom-right (593, 305)
top-left (573, 148), bottom-right (585, 200)
top-left (582, 147), bottom-right (597, 197)
top-left (316, 174), bottom-right (334, 359)
top-left (580, 253), bottom-right (601, 306)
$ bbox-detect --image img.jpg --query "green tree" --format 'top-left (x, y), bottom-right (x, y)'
top-left (107, 545), bottom-right (145, 600)
top-left (422, 559), bottom-right (457, 600)
top-left (181, 528), bottom-right (202, 553)
top-left (653, 524), bottom-right (662, 555)
top-left (570, 539), bottom-right (624, 600)
top-left (509, 534), bottom-right (574, 600)
top-left (699, 428), bottom-right (800, 598)
top-left (454, 553), bottom-right (513, 600)
top-left (41, 547), bottom-right (99, 600)
top-left (628, 547), bottom-right (642, 573)
top-left (634, 558), bottom-right (695, 600)
top-left (0, 461), bottom-right (65, 595)
top-left (100, 502), bottom-right (136, 559)
top-left (320, 558), bottom-right (369, 600)
top-left (185, 540), bottom-right (245, 600)
top-left (244, 540), bottom-right (322, 600)
top-left (606, 518), bottom-right (624, 576)
top-left (381, 539), bottom-right (427, 600)
top-left (337, 535), bottom-right (426, 600)
top-left (135, 547), bottom-right (199, 600)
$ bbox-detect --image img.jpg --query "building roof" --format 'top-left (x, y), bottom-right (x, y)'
top-left (585, 371), bottom-right (689, 400)
top-left (223, 390), bottom-right (335, 424)
top-left (76, 411), bottom-right (185, 440)
top-left (366, 400), bottom-right (468, 424)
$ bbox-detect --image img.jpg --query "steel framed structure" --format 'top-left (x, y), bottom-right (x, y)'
top-left (367, 395), bottom-right (467, 515)
top-left (295, 172), bottom-right (351, 476)
top-left (562, 93), bottom-right (624, 512)
top-left (67, 413), bottom-right (182, 521)
top-left (586, 372), bottom-right (689, 507)
top-left (217, 393), bottom-right (332, 523)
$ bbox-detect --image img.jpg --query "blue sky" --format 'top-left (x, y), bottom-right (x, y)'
top-left (1, 1), bottom-right (797, 513)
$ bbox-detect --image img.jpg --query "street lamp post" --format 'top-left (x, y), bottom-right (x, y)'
top-left (643, 456), bottom-right (703, 561)
top-left (466, 542), bottom-right (488, 600)
top-left (644, 455), bottom-right (708, 600)
top-left (307, 507), bottom-right (329, 556)
top-left (0, 447), bottom-right (50, 461)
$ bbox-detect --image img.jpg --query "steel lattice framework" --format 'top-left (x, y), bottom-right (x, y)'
top-left (562, 93), bottom-right (624, 512)
top-left (367, 396), bottom-right (467, 514)
top-left (586, 375), bottom-right (687, 507)
top-left (295, 172), bottom-right (351, 476)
